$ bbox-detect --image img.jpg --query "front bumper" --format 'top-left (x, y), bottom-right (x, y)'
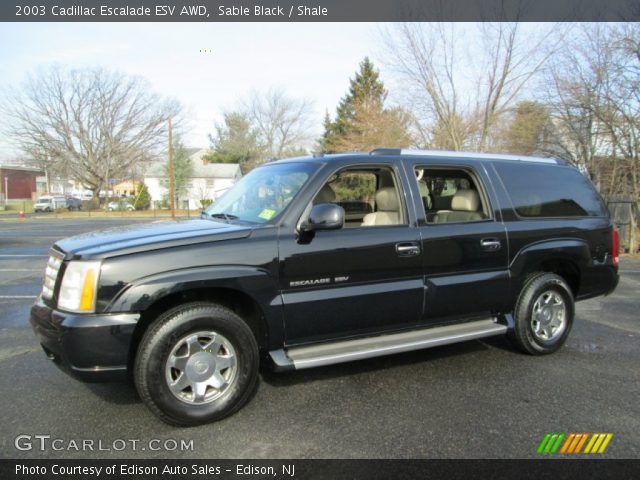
top-left (29, 298), bottom-right (140, 382)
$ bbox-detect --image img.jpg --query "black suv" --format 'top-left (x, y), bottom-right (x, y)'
top-left (30, 149), bottom-right (619, 426)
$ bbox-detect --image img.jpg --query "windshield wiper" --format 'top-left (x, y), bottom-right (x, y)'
top-left (207, 212), bottom-right (239, 223)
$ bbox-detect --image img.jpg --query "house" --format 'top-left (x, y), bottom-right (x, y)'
top-left (144, 149), bottom-right (242, 210)
top-left (0, 164), bottom-right (46, 203)
top-left (113, 180), bottom-right (141, 197)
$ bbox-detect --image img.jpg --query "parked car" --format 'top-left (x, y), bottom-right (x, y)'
top-left (65, 196), bottom-right (82, 211)
top-left (106, 199), bottom-right (135, 211)
top-left (33, 195), bottom-right (66, 212)
top-left (30, 149), bottom-right (619, 426)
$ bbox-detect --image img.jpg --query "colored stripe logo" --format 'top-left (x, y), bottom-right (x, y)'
top-left (537, 433), bottom-right (613, 454)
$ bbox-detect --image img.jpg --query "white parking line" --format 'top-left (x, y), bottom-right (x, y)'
top-left (0, 255), bottom-right (48, 258)
top-left (0, 295), bottom-right (38, 299)
top-left (0, 269), bottom-right (42, 272)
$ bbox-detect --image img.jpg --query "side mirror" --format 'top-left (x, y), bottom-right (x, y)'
top-left (303, 203), bottom-right (344, 232)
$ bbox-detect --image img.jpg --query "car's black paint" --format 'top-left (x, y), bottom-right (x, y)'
top-left (30, 298), bottom-right (138, 381)
top-left (30, 152), bottom-right (620, 381)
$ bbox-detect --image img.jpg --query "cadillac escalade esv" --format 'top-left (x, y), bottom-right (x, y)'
top-left (30, 149), bottom-right (620, 426)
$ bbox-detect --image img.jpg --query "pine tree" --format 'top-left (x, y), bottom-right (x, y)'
top-left (502, 101), bottom-right (550, 155)
top-left (320, 57), bottom-right (411, 152)
top-left (134, 182), bottom-right (152, 210)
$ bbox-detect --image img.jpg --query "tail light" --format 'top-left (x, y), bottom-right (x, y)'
top-left (612, 228), bottom-right (620, 267)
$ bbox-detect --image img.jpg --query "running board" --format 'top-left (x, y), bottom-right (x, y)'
top-left (269, 318), bottom-right (507, 370)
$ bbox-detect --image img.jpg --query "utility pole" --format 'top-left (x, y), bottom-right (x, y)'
top-left (168, 118), bottom-right (176, 219)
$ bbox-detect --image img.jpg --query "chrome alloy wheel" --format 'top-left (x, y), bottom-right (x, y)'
top-left (530, 290), bottom-right (567, 342)
top-left (165, 331), bottom-right (237, 405)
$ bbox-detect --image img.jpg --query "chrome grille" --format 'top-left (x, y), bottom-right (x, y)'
top-left (42, 254), bottom-right (63, 300)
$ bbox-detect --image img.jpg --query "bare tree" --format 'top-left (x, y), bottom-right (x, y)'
top-left (542, 24), bottom-right (640, 203)
top-left (382, 22), bottom-right (562, 151)
top-left (243, 88), bottom-right (314, 160)
top-left (600, 23), bottom-right (640, 202)
top-left (1, 66), bottom-right (180, 201)
top-left (541, 25), bottom-right (614, 178)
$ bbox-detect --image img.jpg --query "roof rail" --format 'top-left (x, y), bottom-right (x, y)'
top-left (399, 149), bottom-right (562, 164)
top-left (370, 148), bottom-right (401, 156)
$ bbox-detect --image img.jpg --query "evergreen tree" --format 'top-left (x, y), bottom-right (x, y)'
top-left (162, 136), bottom-right (193, 205)
top-left (502, 101), bottom-right (550, 155)
top-left (204, 112), bottom-right (261, 172)
top-left (134, 182), bottom-right (152, 210)
top-left (320, 57), bottom-right (412, 152)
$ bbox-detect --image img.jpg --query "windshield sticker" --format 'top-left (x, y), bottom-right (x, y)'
top-left (258, 208), bottom-right (277, 220)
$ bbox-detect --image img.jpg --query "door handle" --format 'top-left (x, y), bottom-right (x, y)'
top-left (480, 238), bottom-right (502, 251)
top-left (396, 242), bottom-right (421, 257)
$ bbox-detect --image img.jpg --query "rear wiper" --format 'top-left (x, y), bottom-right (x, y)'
top-left (208, 212), bottom-right (239, 223)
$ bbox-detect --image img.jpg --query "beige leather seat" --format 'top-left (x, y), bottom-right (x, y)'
top-left (433, 189), bottom-right (483, 223)
top-left (418, 180), bottom-right (432, 210)
top-left (313, 184), bottom-right (336, 204)
top-left (362, 187), bottom-right (401, 226)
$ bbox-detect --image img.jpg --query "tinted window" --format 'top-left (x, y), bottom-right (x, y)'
top-left (495, 163), bottom-right (608, 218)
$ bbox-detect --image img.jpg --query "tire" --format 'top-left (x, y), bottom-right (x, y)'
top-left (134, 302), bottom-right (259, 426)
top-left (509, 272), bottom-right (574, 355)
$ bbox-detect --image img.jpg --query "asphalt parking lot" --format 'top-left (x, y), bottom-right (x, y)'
top-left (0, 217), bottom-right (638, 459)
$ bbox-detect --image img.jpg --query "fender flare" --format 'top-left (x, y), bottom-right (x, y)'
top-left (106, 265), bottom-right (283, 347)
top-left (509, 237), bottom-right (590, 288)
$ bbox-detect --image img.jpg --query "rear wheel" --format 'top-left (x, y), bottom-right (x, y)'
top-left (509, 272), bottom-right (574, 355)
top-left (134, 302), bottom-right (259, 426)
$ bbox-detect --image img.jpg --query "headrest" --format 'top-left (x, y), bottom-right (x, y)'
top-left (375, 187), bottom-right (399, 211)
top-left (315, 184), bottom-right (336, 204)
top-left (418, 180), bottom-right (431, 209)
top-left (451, 189), bottom-right (480, 212)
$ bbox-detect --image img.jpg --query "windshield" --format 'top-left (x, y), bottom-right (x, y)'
top-left (39, 199), bottom-right (51, 204)
top-left (203, 162), bottom-right (317, 224)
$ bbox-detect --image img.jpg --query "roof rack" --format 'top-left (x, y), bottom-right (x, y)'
top-left (370, 148), bottom-right (401, 156)
top-left (368, 148), bottom-right (563, 165)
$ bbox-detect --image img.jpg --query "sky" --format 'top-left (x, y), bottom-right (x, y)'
top-left (0, 22), bottom-right (386, 161)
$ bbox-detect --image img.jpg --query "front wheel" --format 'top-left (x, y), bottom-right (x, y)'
top-left (509, 272), bottom-right (574, 355)
top-left (134, 302), bottom-right (259, 426)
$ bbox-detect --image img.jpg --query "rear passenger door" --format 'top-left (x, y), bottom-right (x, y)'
top-left (410, 162), bottom-right (510, 322)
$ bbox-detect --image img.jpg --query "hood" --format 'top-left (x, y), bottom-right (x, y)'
top-left (55, 219), bottom-right (252, 259)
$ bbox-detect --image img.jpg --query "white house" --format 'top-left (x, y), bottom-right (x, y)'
top-left (144, 148), bottom-right (242, 210)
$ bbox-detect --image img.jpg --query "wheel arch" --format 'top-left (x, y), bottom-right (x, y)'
top-left (510, 238), bottom-right (589, 298)
top-left (108, 266), bottom-right (282, 371)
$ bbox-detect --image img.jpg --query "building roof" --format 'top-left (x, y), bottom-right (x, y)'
top-left (145, 148), bottom-right (241, 179)
top-left (0, 164), bottom-right (45, 173)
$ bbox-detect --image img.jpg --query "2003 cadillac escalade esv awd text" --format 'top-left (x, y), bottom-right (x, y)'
top-left (30, 149), bottom-right (619, 426)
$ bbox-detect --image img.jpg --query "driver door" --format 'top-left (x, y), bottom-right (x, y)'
top-left (278, 165), bottom-right (424, 345)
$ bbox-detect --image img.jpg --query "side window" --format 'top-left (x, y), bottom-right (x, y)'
top-left (495, 163), bottom-right (608, 218)
top-left (415, 167), bottom-right (489, 224)
top-left (311, 166), bottom-right (406, 227)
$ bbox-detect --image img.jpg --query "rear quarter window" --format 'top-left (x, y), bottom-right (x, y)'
top-left (495, 162), bottom-right (608, 218)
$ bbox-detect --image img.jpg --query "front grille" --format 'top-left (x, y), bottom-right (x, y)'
top-left (42, 251), bottom-right (63, 300)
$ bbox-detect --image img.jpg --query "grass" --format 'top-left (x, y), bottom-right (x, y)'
top-left (0, 202), bottom-right (34, 214)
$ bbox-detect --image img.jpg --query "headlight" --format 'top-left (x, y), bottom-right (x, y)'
top-left (58, 261), bottom-right (101, 312)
